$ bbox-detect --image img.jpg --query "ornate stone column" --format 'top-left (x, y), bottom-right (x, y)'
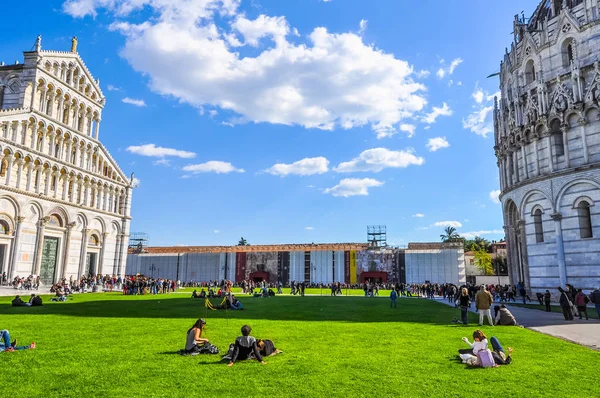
top-left (561, 124), bottom-right (570, 168)
top-left (579, 117), bottom-right (589, 164)
top-left (512, 150), bottom-right (519, 183)
top-left (521, 145), bottom-right (529, 179)
top-left (10, 121), bottom-right (18, 142)
top-left (5, 156), bottom-right (13, 186)
top-left (83, 183), bottom-right (89, 206)
top-left (94, 119), bottom-right (101, 140)
top-left (48, 132), bottom-right (56, 156)
top-left (61, 222), bottom-right (76, 279)
top-left (98, 232), bottom-right (109, 274)
top-left (43, 170), bottom-right (51, 196)
top-left (20, 121), bottom-right (27, 145)
top-left (26, 165), bottom-right (33, 191)
top-left (78, 229), bottom-right (89, 278)
top-left (532, 138), bottom-right (540, 176)
top-left (32, 217), bottom-right (50, 276)
top-left (546, 134), bottom-right (554, 173)
top-left (7, 216), bottom-right (25, 279)
top-left (15, 160), bottom-right (23, 190)
top-left (62, 176), bottom-right (69, 201)
top-left (551, 212), bottom-right (567, 287)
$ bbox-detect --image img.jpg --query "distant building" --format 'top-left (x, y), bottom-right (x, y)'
top-left (0, 37), bottom-right (132, 284)
top-left (495, 1), bottom-right (600, 292)
top-left (126, 242), bottom-right (466, 285)
top-left (464, 241), bottom-right (509, 286)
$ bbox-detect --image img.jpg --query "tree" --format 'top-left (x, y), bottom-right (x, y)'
top-left (473, 246), bottom-right (494, 275)
top-left (237, 237), bottom-right (249, 246)
top-left (440, 226), bottom-right (462, 243)
top-left (464, 236), bottom-right (491, 252)
top-left (492, 256), bottom-right (508, 275)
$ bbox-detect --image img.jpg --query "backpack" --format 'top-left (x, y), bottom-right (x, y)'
top-left (197, 342), bottom-right (220, 355)
top-left (477, 349), bottom-right (496, 368)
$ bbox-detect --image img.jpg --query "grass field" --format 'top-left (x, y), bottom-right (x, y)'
top-left (1, 293), bottom-right (599, 398)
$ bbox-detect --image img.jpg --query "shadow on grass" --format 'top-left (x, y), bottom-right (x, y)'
top-left (0, 294), bottom-right (472, 325)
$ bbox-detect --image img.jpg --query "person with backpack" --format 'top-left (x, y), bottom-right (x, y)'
top-left (574, 289), bottom-right (589, 320)
top-left (389, 289), bottom-right (398, 308)
top-left (589, 287), bottom-right (600, 319)
top-left (558, 287), bottom-right (574, 321)
top-left (458, 330), bottom-right (494, 367)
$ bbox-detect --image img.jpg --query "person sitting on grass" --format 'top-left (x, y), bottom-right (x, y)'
top-left (227, 325), bottom-right (266, 367)
top-left (489, 336), bottom-right (513, 365)
top-left (185, 319), bottom-right (209, 355)
top-left (256, 339), bottom-right (282, 358)
top-left (12, 295), bottom-right (29, 307)
top-left (0, 329), bottom-right (36, 352)
top-left (199, 289), bottom-right (207, 298)
top-left (191, 289), bottom-right (199, 298)
top-left (29, 294), bottom-right (43, 306)
top-left (458, 330), bottom-right (494, 367)
top-left (494, 305), bottom-right (518, 326)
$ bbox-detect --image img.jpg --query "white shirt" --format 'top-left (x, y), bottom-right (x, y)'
top-left (465, 338), bottom-right (489, 355)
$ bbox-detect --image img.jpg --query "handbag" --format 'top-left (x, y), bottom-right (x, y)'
top-left (477, 349), bottom-right (496, 368)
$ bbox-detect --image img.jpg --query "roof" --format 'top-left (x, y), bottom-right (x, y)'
top-left (407, 242), bottom-right (464, 250)
top-left (130, 243), bottom-right (370, 254)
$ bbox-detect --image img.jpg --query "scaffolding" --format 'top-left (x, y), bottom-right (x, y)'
top-left (367, 225), bottom-right (387, 248)
top-left (128, 232), bottom-right (149, 253)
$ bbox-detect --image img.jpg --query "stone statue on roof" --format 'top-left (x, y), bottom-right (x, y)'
top-left (71, 36), bottom-right (78, 53)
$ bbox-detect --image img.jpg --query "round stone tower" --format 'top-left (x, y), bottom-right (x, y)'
top-left (495, 0), bottom-right (600, 294)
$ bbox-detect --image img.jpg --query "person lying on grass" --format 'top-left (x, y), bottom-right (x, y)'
top-left (0, 329), bottom-right (36, 352)
top-left (256, 339), bottom-right (282, 358)
top-left (227, 325), bottom-right (266, 367)
top-left (458, 330), bottom-right (494, 367)
top-left (185, 318), bottom-right (209, 355)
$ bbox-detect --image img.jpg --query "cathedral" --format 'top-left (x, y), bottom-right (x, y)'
top-left (495, 0), bottom-right (600, 294)
top-left (0, 37), bottom-right (132, 284)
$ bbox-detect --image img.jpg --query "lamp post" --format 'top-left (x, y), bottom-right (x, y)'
top-left (149, 264), bottom-right (156, 278)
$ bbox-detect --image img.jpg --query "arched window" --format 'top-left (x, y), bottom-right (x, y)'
top-left (525, 60), bottom-right (536, 85)
top-left (48, 214), bottom-right (63, 227)
top-left (550, 120), bottom-right (565, 156)
top-left (0, 220), bottom-right (10, 235)
top-left (90, 234), bottom-right (100, 246)
top-left (562, 39), bottom-right (575, 67)
top-left (533, 209), bottom-right (544, 243)
top-left (577, 200), bottom-right (593, 238)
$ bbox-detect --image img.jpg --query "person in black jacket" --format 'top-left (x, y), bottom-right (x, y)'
top-left (227, 325), bottom-right (266, 367)
top-left (558, 287), bottom-right (574, 321)
top-left (458, 288), bottom-right (471, 325)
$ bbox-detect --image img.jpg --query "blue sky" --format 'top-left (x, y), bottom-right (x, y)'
top-left (2, 0), bottom-right (540, 246)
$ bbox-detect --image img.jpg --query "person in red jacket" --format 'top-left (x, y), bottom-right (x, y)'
top-left (574, 289), bottom-right (589, 320)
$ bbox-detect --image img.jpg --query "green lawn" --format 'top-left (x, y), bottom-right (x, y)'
top-left (180, 287), bottom-right (397, 296)
top-left (1, 293), bottom-right (598, 398)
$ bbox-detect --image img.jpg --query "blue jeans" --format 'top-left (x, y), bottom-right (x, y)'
top-left (461, 306), bottom-right (468, 325)
top-left (490, 336), bottom-right (504, 354)
top-left (595, 304), bottom-right (600, 319)
top-left (1, 330), bottom-right (10, 347)
top-left (390, 299), bottom-right (397, 308)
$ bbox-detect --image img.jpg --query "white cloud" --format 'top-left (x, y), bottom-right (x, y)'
top-left (324, 178), bottom-right (384, 197)
top-left (489, 189), bottom-right (501, 204)
top-left (422, 102), bottom-right (452, 124)
top-left (107, 84), bottom-right (122, 91)
top-left (131, 177), bottom-right (140, 187)
top-left (358, 19), bottom-right (368, 35)
top-left (463, 105), bottom-right (494, 137)
top-left (436, 57), bottom-right (462, 79)
top-left (265, 157), bottom-right (329, 177)
top-left (426, 136), bottom-right (450, 152)
top-left (400, 124), bottom-right (416, 138)
top-left (305, 226), bottom-right (314, 230)
top-left (334, 148), bottom-right (424, 173)
top-left (423, 126), bottom-right (430, 130)
top-left (63, 0), bottom-right (427, 139)
top-left (214, 229), bottom-right (220, 234)
top-left (122, 97), bottom-right (146, 107)
top-left (153, 158), bottom-right (171, 166)
top-left (232, 14), bottom-right (289, 47)
top-left (415, 70), bottom-right (430, 79)
top-left (412, 213), bottom-right (425, 218)
top-left (182, 161), bottom-right (245, 174)
top-left (463, 84), bottom-right (499, 138)
top-left (433, 221), bottom-right (462, 228)
top-left (126, 144), bottom-right (196, 159)
top-left (462, 229), bottom-right (504, 239)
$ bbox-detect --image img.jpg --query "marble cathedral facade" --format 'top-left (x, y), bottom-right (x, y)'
top-left (0, 37), bottom-right (132, 284)
top-left (495, 0), bottom-right (600, 293)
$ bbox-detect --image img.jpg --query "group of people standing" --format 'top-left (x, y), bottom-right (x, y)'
top-left (558, 285), bottom-right (600, 320)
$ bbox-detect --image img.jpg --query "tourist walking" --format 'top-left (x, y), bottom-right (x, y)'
top-left (390, 289), bottom-right (397, 308)
top-left (574, 289), bottom-right (589, 320)
top-left (589, 287), bottom-right (600, 319)
top-left (558, 287), bottom-right (574, 321)
top-left (475, 285), bottom-right (494, 326)
top-left (458, 288), bottom-right (471, 325)
top-left (544, 290), bottom-right (552, 312)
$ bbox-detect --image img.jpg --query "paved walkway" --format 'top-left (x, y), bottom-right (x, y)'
top-left (434, 297), bottom-right (600, 351)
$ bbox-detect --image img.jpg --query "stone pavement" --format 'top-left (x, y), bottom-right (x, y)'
top-left (435, 297), bottom-right (600, 351)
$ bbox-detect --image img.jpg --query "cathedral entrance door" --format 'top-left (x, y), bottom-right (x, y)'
top-left (40, 237), bottom-right (59, 285)
top-left (85, 253), bottom-right (97, 276)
